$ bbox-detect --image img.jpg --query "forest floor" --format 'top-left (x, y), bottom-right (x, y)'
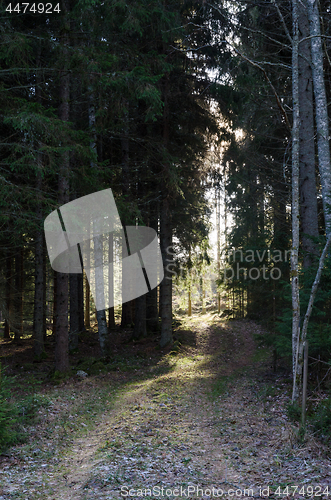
top-left (0, 314), bottom-right (330, 500)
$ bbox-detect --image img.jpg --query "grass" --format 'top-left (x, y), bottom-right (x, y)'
top-left (208, 376), bottom-right (231, 400)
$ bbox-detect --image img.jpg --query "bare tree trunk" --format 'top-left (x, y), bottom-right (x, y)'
top-left (14, 247), bottom-right (23, 342)
top-left (201, 274), bottom-right (206, 314)
top-left (216, 184), bottom-right (221, 314)
top-left (34, 43), bottom-right (45, 355)
top-left (188, 287), bottom-right (192, 316)
top-left (34, 222), bottom-right (44, 357)
top-left (84, 272), bottom-right (90, 328)
top-left (69, 194), bottom-right (80, 352)
top-left (120, 114), bottom-right (134, 328)
top-left (43, 243), bottom-right (47, 341)
top-left (69, 274), bottom-right (79, 351)
top-left (77, 273), bottom-right (85, 332)
top-left (298, 0), bottom-right (319, 267)
top-left (146, 213), bottom-right (159, 333)
top-left (93, 226), bottom-right (109, 356)
top-left (159, 74), bottom-right (173, 348)
top-left (107, 227), bottom-right (115, 330)
top-left (52, 270), bottom-right (57, 337)
top-left (133, 294), bottom-right (147, 339)
top-left (55, 0), bottom-right (70, 372)
top-left (160, 197), bottom-right (173, 347)
top-left (291, 0), bottom-right (301, 403)
top-left (4, 251), bottom-right (12, 339)
top-left (307, 0), bottom-right (331, 236)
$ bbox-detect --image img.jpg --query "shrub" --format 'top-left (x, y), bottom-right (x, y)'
top-left (310, 398), bottom-right (331, 444)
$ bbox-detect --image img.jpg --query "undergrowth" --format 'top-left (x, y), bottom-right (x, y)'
top-left (0, 362), bottom-right (52, 453)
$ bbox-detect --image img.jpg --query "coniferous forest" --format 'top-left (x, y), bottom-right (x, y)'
top-left (1, 0), bottom-right (331, 496)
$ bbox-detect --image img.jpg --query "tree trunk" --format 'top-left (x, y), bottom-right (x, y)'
top-left (146, 287), bottom-right (158, 332)
top-left (133, 295), bottom-right (147, 339)
top-left (55, 0), bottom-right (70, 372)
top-left (4, 251), bottom-right (12, 339)
top-left (93, 226), bottom-right (109, 356)
top-left (77, 273), bottom-right (85, 332)
top-left (159, 74), bottom-right (173, 348)
top-left (14, 247), bottom-right (23, 342)
top-left (216, 184), bottom-right (221, 314)
top-left (291, 0), bottom-right (301, 402)
top-left (84, 272), bottom-right (90, 328)
top-left (120, 112), bottom-right (134, 328)
top-left (43, 242), bottom-right (47, 341)
top-left (293, 234), bottom-right (331, 402)
top-left (69, 274), bottom-right (79, 351)
top-left (69, 193), bottom-right (80, 352)
top-left (52, 270), bottom-right (57, 337)
top-left (34, 227), bottom-right (44, 357)
top-left (298, 0), bottom-right (319, 267)
top-left (107, 232), bottom-right (115, 329)
top-left (188, 287), bottom-right (192, 316)
top-left (34, 44), bottom-right (46, 349)
top-left (202, 283), bottom-right (206, 314)
top-left (160, 197), bottom-right (173, 347)
top-left (96, 309), bottom-right (108, 355)
top-left (307, 0), bottom-right (331, 237)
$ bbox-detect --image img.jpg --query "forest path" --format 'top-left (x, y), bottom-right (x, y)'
top-left (1, 315), bottom-right (330, 499)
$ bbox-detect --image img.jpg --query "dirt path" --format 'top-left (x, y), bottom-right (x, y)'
top-left (1, 316), bottom-right (330, 499)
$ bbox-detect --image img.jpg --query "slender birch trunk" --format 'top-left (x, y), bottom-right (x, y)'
top-left (293, 234), bottom-right (331, 402)
top-left (292, 0), bottom-right (331, 401)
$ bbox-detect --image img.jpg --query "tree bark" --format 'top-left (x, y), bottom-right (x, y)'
top-left (107, 231), bottom-right (115, 330)
top-left (4, 251), bottom-right (12, 339)
top-left (43, 242), bottom-right (47, 341)
top-left (69, 195), bottom-right (80, 351)
top-left (298, 0), bottom-right (319, 267)
top-left (307, 0), bottom-right (331, 237)
top-left (84, 272), bottom-right (90, 328)
top-left (52, 270), bottom-right (57, 337)
top-left (160, 197), bottom-right (173, 347)
top-left (14, 247), bottom-right (23, 342)
top-left (146, 287), bottom-right (158, 332)
top-left (216, 184), bottom-right (221, 314)
top-left (120, 112), bottom-right (134, 328)
top-left (55, 0), bottom-right (70, 372)
top-left (77, 273), bottom-right (85, 332)
top-left (133, 294), bottom-right (147, 339)
top-left (93, 225), bottom-right (109, 356)
top-left (34, 225), bottom-right (44, 357)
top-left (159, 73), bottom-right (173, 347)
top-left (292, 233), bottom-right (331, 402)
top-left (291, 0), bottom-right (301, 402)
top-left (69, 274), bottom-right (80, 351)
